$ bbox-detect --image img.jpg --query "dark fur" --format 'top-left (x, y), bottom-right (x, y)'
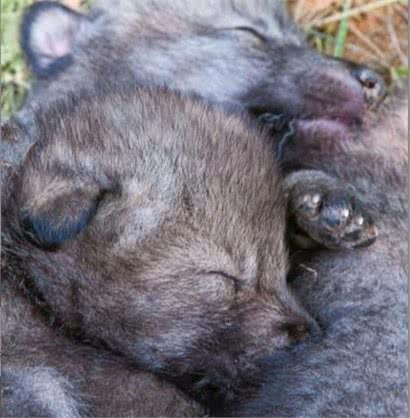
top-left (1, 277), bottom-right (202, 418)
top-left (2, 86), bottom-right (323, 415)
top-left (1, 1), bottom-right (394, 415)
top-left (11, 0), bottom-right (383, 163)
top-left (229, 94), bottom-right (408, 417)
top-left (2, 138), bottom-right (204, 417)
top-left (1, 272), bottom-right (202, 418)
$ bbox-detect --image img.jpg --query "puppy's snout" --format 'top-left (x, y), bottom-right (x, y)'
top-left (351, 67), bottom-right (385, 107)
top-left (287, 323), bottom-right (310, 343)
top-left (285, 317), bottom-right (321, 344)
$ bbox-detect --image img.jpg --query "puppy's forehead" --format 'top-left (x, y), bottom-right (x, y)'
top-left (27, 88), bottom-right (284, 255)
top-left (92, 0), bottom-right (299, 41)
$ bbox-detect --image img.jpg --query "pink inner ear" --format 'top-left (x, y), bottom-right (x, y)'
top-left (30, 8), bottom-right (80, 63)
top-left (45, 32), bottom-right (72, 58)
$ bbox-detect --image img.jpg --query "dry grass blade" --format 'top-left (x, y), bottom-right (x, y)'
top-left (348, 22), bottom-right (391, 66)
top-left (290, 0), bottom-right (408, 83)
top-left (385, 6), bottom-right (408, 66)
top-left (309, 0), bottom-right (404, 27)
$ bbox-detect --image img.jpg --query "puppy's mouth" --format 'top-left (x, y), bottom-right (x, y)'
top-left (294, 115), bottom-right (360, 138)
top-left (288, 65), bottom-right (386, 137)
top-left (258, 106), bottom-right (362, 132)
top-left (256, 111), bottom-right (361, 160)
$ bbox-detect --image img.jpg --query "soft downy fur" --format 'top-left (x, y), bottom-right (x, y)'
top-left (2, 94), bottom-right (207, 416)
top-left (2, 86), bottom-right (327, 416)
top-left (231, 93), bottom-right (409, 417)
top-left (2, 1), bottom-right (391, 416)
top-left (9, 0), bottom-right (383, 162)
top-left (2, 1), bottom-right (397, 416)
top-left (2, 80), bottom-right (383, 416)
top-left (1, 265), bottom-right (202, 418)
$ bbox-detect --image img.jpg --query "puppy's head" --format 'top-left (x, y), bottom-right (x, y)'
top-left (4, 87), bottom-right (316, 398)
top-left (20, 1), bottom-right (384, 140)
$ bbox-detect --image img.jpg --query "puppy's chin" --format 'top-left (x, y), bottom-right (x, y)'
top-left (165, 353), bottom-right (260, 414)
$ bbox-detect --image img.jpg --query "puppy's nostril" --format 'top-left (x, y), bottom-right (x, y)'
top-left (351, 67), bottom-right (385, 106)
top-left (356, 69), bottom-right (378, 88)
top-left (285, 315), bottom-right (322, 343)
top-left (287, 323), bottom-right (310, 343)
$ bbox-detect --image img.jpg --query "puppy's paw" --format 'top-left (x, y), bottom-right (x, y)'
top-left (286, 171), bottom-right (377, 249)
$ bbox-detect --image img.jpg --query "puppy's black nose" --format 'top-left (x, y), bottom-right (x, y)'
top-left (286, 317), bottom-right (321, 343)
top-left (351, 67), bottom-right (385, 107)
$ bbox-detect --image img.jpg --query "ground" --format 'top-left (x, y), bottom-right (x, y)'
top-left (0, 0), bottom-right (408, 119)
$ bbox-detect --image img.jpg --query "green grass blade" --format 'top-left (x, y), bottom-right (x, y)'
top-left (334, 0), bottom-right (352, 57)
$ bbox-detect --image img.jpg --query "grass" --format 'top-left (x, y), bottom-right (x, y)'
top-left (333, 0), bottom-right (352, 58)
top-left (1, 0), bottom-right (86, 119)
top-left (1, 0), bottom-right (32, 118)
top-left (0, 0), bottom-right (408, 120)
top-left (290, 0), bottom-right (408, 84)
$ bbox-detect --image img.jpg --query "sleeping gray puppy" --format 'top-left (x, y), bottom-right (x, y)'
top-left (12, 0), bottom-right (384, 158)
top-left (232, 93), bottom-right (408, 417)
top-left (1, 84), bottom-right (378, 417)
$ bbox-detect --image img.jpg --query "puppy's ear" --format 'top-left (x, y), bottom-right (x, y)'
top-left (19, 176), bottom-right (105, 250)
top-left (21, 1), bottom-right (84, 77)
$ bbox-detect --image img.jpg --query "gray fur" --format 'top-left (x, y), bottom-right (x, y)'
top-left (2, 86), bottom-right (321, 415)
top-left (2, 83), bottom-right (384, 416)
top-left (234, 94), bottom-right (409, 417)
top-left (15, 0), bottom-right (382, 154)
top-left (1, 237), bottom-right (204, 417)
top-left (1, 1), bottom-right (396, 415)
top-left (2, 367), bottom-right (83, 418)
